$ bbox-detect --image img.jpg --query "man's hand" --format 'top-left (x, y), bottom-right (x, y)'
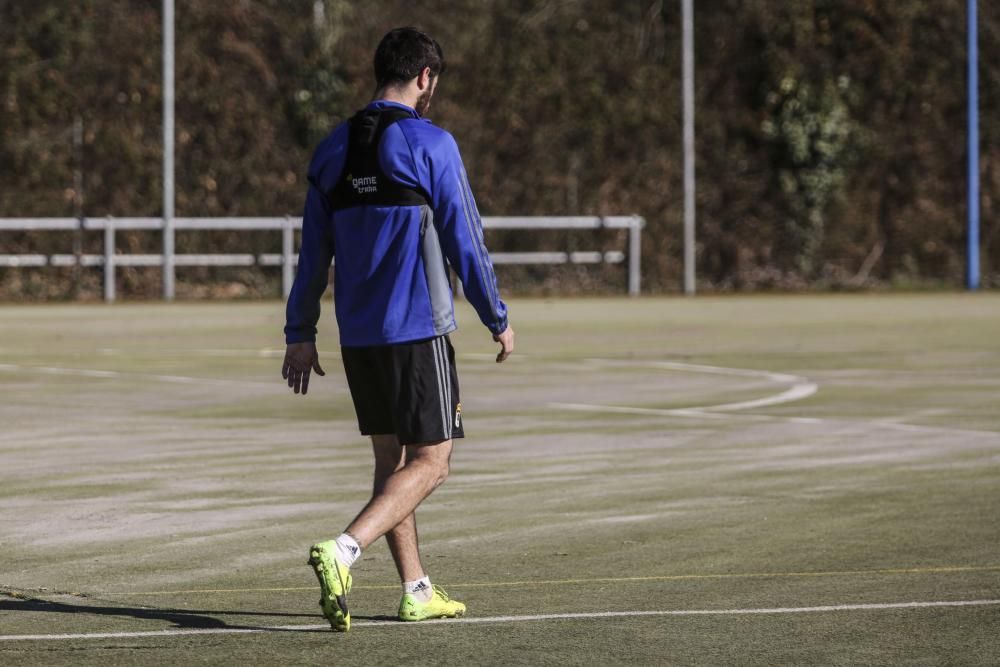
top-left (282, 342), bottom-right (325, 395)
top-left (493, 325), bottom-right (515, 363)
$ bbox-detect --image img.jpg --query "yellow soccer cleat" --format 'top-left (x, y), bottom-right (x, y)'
top-left (398, 584), bottom-right (466, 622)
top-left (307, 540), bottom-right (352, 631)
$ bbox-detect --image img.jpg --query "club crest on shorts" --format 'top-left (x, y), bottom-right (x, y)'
top-left (454, 403), bottom-right (462, 428)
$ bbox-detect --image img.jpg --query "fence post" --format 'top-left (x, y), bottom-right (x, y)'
top-left (104, 215), bottom-right (116, 303)
top-left (162, 0), bottom-right (176, 301)
top-left (628, 217), bottom-right (642, 296)
top-left (282, 215), bottom-right (294, 299)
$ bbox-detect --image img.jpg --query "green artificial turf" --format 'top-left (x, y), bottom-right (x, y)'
top-left (1, 294), bottom-right (998, 665)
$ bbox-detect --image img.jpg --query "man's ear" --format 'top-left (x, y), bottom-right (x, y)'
top-left (417, 66), bottom-right (433, 91)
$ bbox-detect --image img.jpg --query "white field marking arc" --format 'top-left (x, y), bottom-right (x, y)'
top-left (1, 599), bottom-right (997, 641)
top-left (549, 400), bottom-right (1000, 438)
top-left (627, 359), bottom-right (803, 384)
top-left (0, 363), bottom-right (275, 388)
top-left (551, 359), bottom-right (1000, 437)
top-left (550, 402), bottom-right (822, 423)
top-left (696, 382), bottom-right (819, 412)
top-left (549, 358), bottom-right (819, 416)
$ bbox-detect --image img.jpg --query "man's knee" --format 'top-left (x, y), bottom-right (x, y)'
top-left (432, 459), bottom-right (450, 488)
top-left (418, 453), bottom-right (449, 489)
top-left (407, 440), bottom-right (452, 488)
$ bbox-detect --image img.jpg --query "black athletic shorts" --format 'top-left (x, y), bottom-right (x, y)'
top-left (341, 334), bottom-right (463, 445)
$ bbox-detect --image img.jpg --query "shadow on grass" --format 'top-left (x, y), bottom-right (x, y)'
top-left (0, 594), bottom-right (404, 633)
top-left (0, 595), bottom-right (312, 631)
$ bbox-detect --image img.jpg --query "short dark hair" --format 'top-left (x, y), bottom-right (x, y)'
top-left (373, 27), bottom-right (446, 89)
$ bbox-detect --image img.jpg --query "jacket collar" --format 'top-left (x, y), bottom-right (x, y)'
top-left (367, 99), bottom-right (420, 117)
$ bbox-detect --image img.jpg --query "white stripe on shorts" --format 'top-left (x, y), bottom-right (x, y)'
top-left (432, 338), bottom-right (449, 439)
top-left (440, 338), bottom-right (453, 438)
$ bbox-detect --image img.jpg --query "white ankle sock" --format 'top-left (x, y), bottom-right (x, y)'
top-left (403, 576), bottom-right (433, 603)
top-left (334, 533), bottom-right (361, 568)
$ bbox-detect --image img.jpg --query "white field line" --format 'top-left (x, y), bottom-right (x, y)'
top-left (97, 347), bottom-right (289, 359)
top-left (875, 422), bottom-right (1000, 438)
top-left (0, 363), bottom-right (274, 388)
top-left (550, 359), bottom-right (818, 417)
top-left (552, 402), bottom-right (730, 419)
top-left (87, 563), bottom-right (1000, 596)
top-left (0, 350), bottom-right (503, 387)
top-left (460, 352), bottom-right (529, 362)
top-left (2, 599), bottom-right (997, 641)
top-left (98, 349), bottom-right (514, 362)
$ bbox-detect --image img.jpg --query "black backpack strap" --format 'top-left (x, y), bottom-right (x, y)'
top-left (326, 107), bottom-right (430, 210)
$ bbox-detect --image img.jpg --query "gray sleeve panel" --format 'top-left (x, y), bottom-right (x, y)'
top-left (420, 205), bottom-right (458, 336)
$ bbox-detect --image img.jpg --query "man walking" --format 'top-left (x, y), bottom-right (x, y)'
top-left (282, 27), bottom-right (513, 632)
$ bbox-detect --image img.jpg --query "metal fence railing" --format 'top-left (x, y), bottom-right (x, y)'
top-left (0, 216), bottom-right (644, 301)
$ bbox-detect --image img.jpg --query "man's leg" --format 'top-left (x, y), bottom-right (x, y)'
top-left (311, 336), bottom-right (463, 630)
top-left (371, 434), bottom-right (425, 583)
top-left (367, 435), bottom-right (466, 621)
top-left (308, 437), bottom-right (450, 631)
top-left (346, 437), bottom-right (452, 549)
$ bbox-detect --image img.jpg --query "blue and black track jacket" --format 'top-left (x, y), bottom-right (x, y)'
top-left (284, 100), bottom-right (508, 347)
